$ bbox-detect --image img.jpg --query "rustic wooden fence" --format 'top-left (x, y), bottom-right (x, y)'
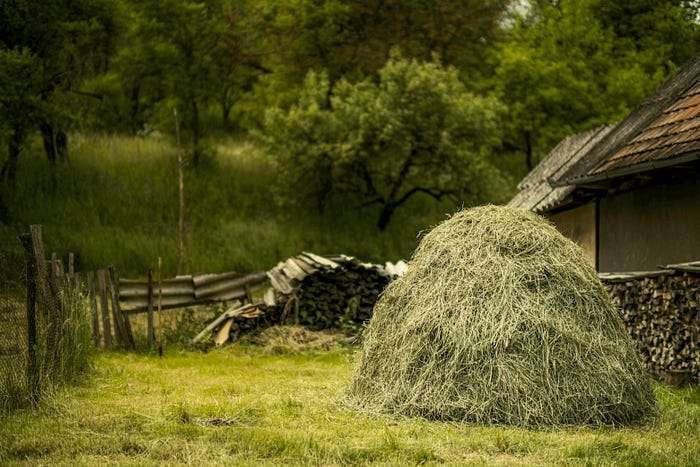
top-left (1, 225), bottom-right (95, 409)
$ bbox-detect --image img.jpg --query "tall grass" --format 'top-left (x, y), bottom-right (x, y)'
top-left (0, 281), bottom-right (93, 415)
top-left (1, 132), bottom-right (457, 280)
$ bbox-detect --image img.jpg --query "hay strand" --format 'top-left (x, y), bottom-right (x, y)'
top-left (347, 205), bottom-right (657, 427)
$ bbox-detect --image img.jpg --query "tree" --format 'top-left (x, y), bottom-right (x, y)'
top-left (493, 0), bottom-right (700, 170)
top-left (115, 0), bottom-right (226, 166)
top-left (0, 48), bottom-right (44, 183)
top-left (0, 0), bottom-right (118, 166)
top-left (261, 54), bottom-right (509, 230)
top-left (248, 0), bottom-right (509, 121)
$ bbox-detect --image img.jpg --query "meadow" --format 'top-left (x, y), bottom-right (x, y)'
top-left (0, 336), bottom-right (699, 466)
top-left (2, 134), bottom-right (698, 465)
top-left (0, 133), bottom-right (462, 283)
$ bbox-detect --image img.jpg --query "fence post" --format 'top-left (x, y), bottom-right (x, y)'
top-left (20, 233), bottom-right (39, 402)
top-left (67, 253), bottom-right (75, 291)
top-left (147, 269), bottom-right (155, 349)
top-left (87, 271), bottom-right (100, 347)
top-left (109, 266), bottom-right (134, 350)
top-left (47, 254), bottom-right (65, 376)
top-left (29, 225), bottom-right (50, 316)
top-left (97, 270), bottom-right (112, 349)
top-left (30, 225), bottom-right (60, 381)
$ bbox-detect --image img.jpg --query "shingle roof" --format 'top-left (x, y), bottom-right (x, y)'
top-left (511, 52), bottom-right (700, 213)
top-left (508, 125), bottom-right (614, 213)
top-left (558, 52), bottom-right (700, 185)
top-left (591, 78), bottom-right (700, 175)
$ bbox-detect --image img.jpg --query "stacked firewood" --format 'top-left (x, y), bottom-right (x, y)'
top-left (603, 271), bottom-right (699, 382)
top-left (193, 252), bottom-right (398, 346)
top-left (269, 253), bottom-right (392, 331)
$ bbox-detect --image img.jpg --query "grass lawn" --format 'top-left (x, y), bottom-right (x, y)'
top-left (0, 338), bottom-right (699, 466)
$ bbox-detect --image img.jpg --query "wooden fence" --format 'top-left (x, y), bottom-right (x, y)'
top-left (18, 225), bottom-right (99, 403)
top-left (18, 224), bottom-right (270, 352)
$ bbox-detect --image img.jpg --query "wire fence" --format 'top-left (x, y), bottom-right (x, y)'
top-left (0, 226), bottom-right (92, 414)
top-left (0, 280), bottom-right (27, 413)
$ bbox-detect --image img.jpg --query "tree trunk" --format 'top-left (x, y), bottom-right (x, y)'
top-left (56, 130), bottom-right (69, 165)
top-left (40, 123), bottom-right (69, 166)
top-left (40, 123), bottom-right (56, 165)
top-left (316, 156), bottom-right (333, 215)
top-left (191, 100), bottom-right (201, 167)
top-left (130, 85), bottom-right (142, 135)
top-left (4, 127), bottom-right (21, 183)
top-left (221, 88), bottom-right (233, 132)
top-left (525, 130), bottom-right (533, 171)
top-left (377, 203), bottom-right (395, 231)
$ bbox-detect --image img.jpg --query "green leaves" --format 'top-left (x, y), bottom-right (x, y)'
top-left (493, 0), bottom-right (699, 169)
top-left (261, 54), bottom-right (509, 229)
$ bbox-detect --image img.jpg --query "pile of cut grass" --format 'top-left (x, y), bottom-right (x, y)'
top-left (348, 205), bottom-right (657, 427)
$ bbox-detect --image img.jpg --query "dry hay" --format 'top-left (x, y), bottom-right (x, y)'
top-left (252, 325), bottom-right (344, 352)
top-left (347, 205), bottom-right (657, 427)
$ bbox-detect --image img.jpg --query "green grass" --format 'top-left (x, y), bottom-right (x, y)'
top-left (1, 132), bottom-right (458, 281)
top-left (0, 344), bottom-right (698, 465)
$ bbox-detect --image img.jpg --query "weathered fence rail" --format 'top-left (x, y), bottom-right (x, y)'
top-left (118, 271), bottom-right (268, 311)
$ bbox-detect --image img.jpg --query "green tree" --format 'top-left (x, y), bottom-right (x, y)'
top-left (0, 49), bottom-right (44, 185)
top-left (112, 0), bottom-right (267, 160)
top-left (493, 0), bottom-right (700, 170)
top-left (262, 54), bottom-right (509, 230)
top-left (214, 0), bottom-right (271, 132)
top-left (249, 0), bottom-right (509, 120)
top-left (115, 0), bottom-right (226, 165)
top-left (0, 0), bottom-right (118, 167)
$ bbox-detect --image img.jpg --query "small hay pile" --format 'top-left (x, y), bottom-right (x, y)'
top-left (252, 325), bottom-right (344, 352)
top-left (347, 205), bottom-right (657, 427)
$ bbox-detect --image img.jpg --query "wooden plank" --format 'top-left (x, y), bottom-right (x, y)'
top-left (301, 251), bottom-right (339, 269)
top-left (97, 269), bottom-right (112, 349)
top-left (109, 266), bottom-right (135, 350)
top-left (87, 271), bottom-right (100, 347)
top-left (30, 225), bottom-right (51, 318)
top-left (214, 318), bottom-right (234, 346)
top-left (190, 303), bottom-right (253, 344)
top-left (108, 269), bottom-right (126, 346)
top-left (158, 257), bottom-right (163, 357)
top-left (263, 288), bottom-right (276, 307)
top-left (147, 269), bottom-right (155, 350)
top-left (291, 257), bottom-right (318, 275)
top-left (267, 269), bottom-right (294, 294)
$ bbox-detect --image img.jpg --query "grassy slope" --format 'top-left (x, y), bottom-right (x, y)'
top-left (0, 345), bottom-right (698, 466)
top-left (1, 133), bottom-right (461, 281)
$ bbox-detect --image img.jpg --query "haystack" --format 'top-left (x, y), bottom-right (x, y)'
top-left (347, 205), bottom-right (657, 427)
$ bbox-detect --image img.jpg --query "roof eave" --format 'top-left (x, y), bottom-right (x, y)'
top-left (556, 151), bottom-right (700, 187)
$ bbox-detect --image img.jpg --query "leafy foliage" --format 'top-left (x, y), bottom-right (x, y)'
top-left (0, 0), bottom-right (118, 171)
top-left (493, 0), bottom-right (700, 169)
top-left (261, 54), bottom-right (510, 229)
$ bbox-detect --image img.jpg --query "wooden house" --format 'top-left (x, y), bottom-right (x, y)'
top-left (509, 53), bottom-right (700, 272)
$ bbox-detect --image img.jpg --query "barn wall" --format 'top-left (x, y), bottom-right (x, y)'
top-left (548, 202), bottom-right (597, 267)
top-left (598, 173), bottom-right (700, 272)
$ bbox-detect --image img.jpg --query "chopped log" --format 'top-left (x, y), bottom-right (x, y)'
top-left (602, 268), bottom-right (699, 383)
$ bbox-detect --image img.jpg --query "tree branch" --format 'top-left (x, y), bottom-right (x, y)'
top-left (69, 89), bottom-right (104, 101)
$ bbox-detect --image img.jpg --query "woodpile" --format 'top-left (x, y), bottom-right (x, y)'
top-left (601, 262), bottom-right (700, 384)
top-left (270, 253), bottom-right (393, 330)
top-left (192, 252), bottom-right (398, 346)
